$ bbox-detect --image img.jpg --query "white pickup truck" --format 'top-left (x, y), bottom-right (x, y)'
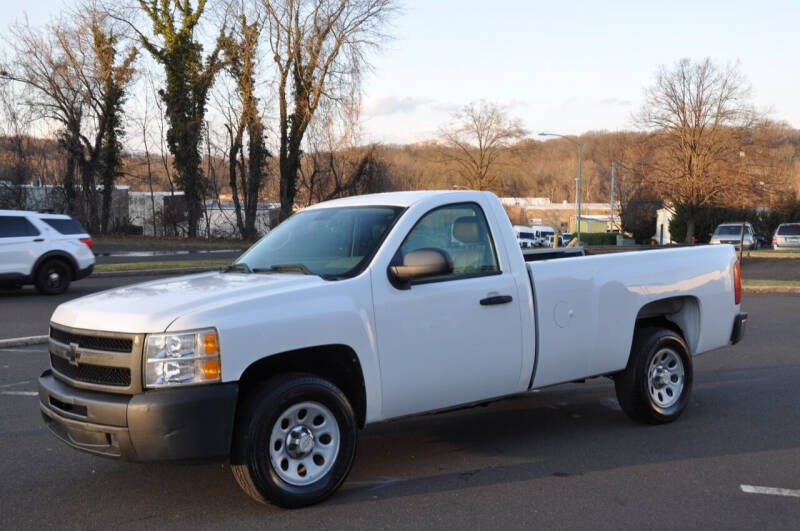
top-left (38, 191), bottom-right (746, 507)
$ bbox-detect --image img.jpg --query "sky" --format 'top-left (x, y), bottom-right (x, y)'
top-left (3, 0), bottom-right (799, 144)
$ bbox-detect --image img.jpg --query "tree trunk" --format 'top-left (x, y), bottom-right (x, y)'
top-left (245, 120), bottom-right (266, 239)
top-left (279, 153), bottom-right (298, 222)
top-left (101, 172), bottom-right (113, 233)
top-left (684, 212), bottom-right (696, 244)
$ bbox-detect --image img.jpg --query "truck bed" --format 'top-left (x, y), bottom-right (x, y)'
top-left (526, 245), bottom-right (739, 388)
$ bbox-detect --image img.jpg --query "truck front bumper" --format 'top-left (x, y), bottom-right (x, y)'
top-left (731, 312), bottom-right (748, 345)
top-left (38, 370), bottom-right (238, 462)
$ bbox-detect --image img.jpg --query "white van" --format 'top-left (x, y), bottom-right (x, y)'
top-left (530, 225), bottom-right (555, 247)
top-left (512, 225), bottom-right (536, 248)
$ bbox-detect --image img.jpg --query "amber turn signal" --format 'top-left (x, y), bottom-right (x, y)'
top-left (203, 359), bottom-right (221, 380)
top-left (203, 332), bottom-right (219, 355)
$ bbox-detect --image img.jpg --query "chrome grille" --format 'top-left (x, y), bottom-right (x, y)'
top-left (50, 353), bottom-right (131, 387)
top-left (48, 324), bottom-right (143, 394)
top-left (49, 328), bottom-right (133, 353)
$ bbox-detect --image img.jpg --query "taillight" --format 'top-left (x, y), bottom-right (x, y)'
top-left (80, 237), bottom-right (93, 250)
top-left (772, 235), bottom-right (778, 244)
top-left (733, 260), bottom-right (741, 305)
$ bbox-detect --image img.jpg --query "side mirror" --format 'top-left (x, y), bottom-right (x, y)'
top-left (389, 248), bottom-right (453, 287)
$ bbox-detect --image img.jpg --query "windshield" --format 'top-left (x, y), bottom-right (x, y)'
top-left (236, 206), bottom-right (403, 278)
top-left (777, 224), bottom-right (800, 236)
top-left (519, 231), bottom-right (534, 240)
top-left (715, 225), bottom-right (745, 236)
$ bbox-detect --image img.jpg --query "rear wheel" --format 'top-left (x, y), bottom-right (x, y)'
top-left (615, 327), bottom-right (693, 424)
top-left (231, 373), bottom-right (358, 508)
top-left (35, 259), bottom-right (71, 295)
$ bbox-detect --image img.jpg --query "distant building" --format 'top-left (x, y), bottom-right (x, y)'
top-left (500, 197), bottom-right (621, 233)
top-left (129, 191), bottom-right (279, 238)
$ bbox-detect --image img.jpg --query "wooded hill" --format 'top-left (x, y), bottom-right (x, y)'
top-left (3, 120), bottom-right (799, 212)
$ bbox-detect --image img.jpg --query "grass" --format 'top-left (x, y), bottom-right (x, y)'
top-left (94, 258), bottom-right (233, 272)
top-left (747, 249), bottom-right (800, 258)
top-left (742, 279), bottom-right (800, 287)
top-left (94, 235), bottom-right (253, 249)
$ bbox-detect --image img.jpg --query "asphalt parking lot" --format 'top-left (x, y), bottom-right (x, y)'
top-left (1, 289), bottom-right (799, 529)
top-left (0, 275), bottom-right (172, 340)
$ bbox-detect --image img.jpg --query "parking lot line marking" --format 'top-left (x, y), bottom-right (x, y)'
top-left (0, 391), bottom-right (38, 396)
top-left (741, 485), bottom-right (800, 498)
top-left (0, 380), bottom-right (31, 388)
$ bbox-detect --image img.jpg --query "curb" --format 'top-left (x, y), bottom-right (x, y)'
top-left (743, 285), bottom-right (800, 294)
top-left (0, 335), bottom-right (48, 348)
top-left (91, 266), bottom-right (222, 278)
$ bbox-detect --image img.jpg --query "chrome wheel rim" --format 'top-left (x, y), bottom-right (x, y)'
top-left (48, 270), bottom-right (62, 288)
top-left (648, 348), bottom-right (684, 408)
top-left (269, 401), bottom-right (340, 486)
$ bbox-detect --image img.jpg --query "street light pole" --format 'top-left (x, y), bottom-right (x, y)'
top-left (540, 132), bottom-right (583, 244)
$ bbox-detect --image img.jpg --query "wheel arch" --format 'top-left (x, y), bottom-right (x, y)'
top-left (236, 344), bottom-right (367, 428)
top-left (33, 251), bottom-right (78, 279)
top-left (634, 295), bottom-right (700, 354)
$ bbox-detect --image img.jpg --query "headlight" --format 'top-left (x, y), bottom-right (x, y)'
top-left (144, 328), bottom-right (221, 388)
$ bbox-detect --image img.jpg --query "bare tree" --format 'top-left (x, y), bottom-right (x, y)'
top-left (297, 100), bottom-right (387, 204)
top-left (0, 81), bottom-right (34, 208)
top-left (438, 100), bottom-right (527, 190)
top-left (220, 6), bottom-right (270, 239)
top-left (262, 0), bottom-right (397, 220)
top-left (636, 58), bottom-right (757, 242)
top-left (1, 10), bottom-right (136, 231)
top-left (135, 0), bottom-right (225, 237)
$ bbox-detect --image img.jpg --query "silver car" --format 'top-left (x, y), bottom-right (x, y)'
top-left (773, 223), bottom-right (800, 249)
top-left (710, 222), bottom-right (756, 250)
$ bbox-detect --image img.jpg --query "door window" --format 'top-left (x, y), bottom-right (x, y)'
top-left (398, 203), bottom-right (499, 279)
top-left (0, 216), bottom-right (40, 237)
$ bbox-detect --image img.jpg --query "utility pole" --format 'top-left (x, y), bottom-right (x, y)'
top-left (610, 162), bottom-right (616, 231)
top-left (577, 142), bottom-right (582, 242)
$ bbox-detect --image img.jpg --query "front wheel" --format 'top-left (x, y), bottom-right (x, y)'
top-left (231, 373), bottom-right (358, 508)
top-left (614, 327), bottom-right (693, 424)
top-left (35, 259), bottom-right (71, 295)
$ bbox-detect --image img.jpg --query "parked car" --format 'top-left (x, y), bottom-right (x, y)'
top-left (512, 225), bottom-right (536, 248)
top-left (773, 223), bottom-right (800, 249)
top-left (709, 222), bottom-right (756, 250)
top-left (0, 210), bottom-right (94, 294)
top-left (559, 232), bottom-right (574, 246)
top-left (39, 191), bottom-right (745, 508)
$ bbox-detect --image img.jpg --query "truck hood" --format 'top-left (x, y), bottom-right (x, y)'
top-left (50, 272), bottom-right (325, 333)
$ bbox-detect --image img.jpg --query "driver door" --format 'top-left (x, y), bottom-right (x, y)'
top-left (371, 202), bottom-right (524, 419)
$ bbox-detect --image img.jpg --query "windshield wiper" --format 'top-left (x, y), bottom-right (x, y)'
top-left (223, 263), bottom-right (252, 274)
top-left (253, 263), bottom-right (315, 276)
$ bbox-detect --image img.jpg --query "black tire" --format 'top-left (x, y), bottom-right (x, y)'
top-left (231, 373), bottom-right (358, 508)
top-left (614, 327), bottom-right (693, 424)
top-left (35, 259), bottom-right (71, 295)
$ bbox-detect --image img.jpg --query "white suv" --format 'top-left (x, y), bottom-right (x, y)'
top-left (0, 210), bottom-right (95, 294)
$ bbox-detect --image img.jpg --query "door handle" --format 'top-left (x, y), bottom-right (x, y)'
top-left (480, 295), bottom-right (513, 306)
top-left (33, 238), bottom-right (44, 242)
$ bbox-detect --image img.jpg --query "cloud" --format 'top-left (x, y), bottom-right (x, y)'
top-left (597, 97), bottom-right (633, 107)
top-left (363, 95), bottom-right (436, 117)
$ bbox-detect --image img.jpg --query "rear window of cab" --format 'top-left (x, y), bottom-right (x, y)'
top-left (42, 217), bottom-right (87, 235)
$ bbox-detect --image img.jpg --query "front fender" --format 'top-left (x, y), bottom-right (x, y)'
top-left (166, 272), bottom-right (383, 423)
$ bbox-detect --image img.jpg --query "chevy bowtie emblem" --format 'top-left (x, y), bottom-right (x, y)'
top-left (68, 342), bottom-right (81, 366)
